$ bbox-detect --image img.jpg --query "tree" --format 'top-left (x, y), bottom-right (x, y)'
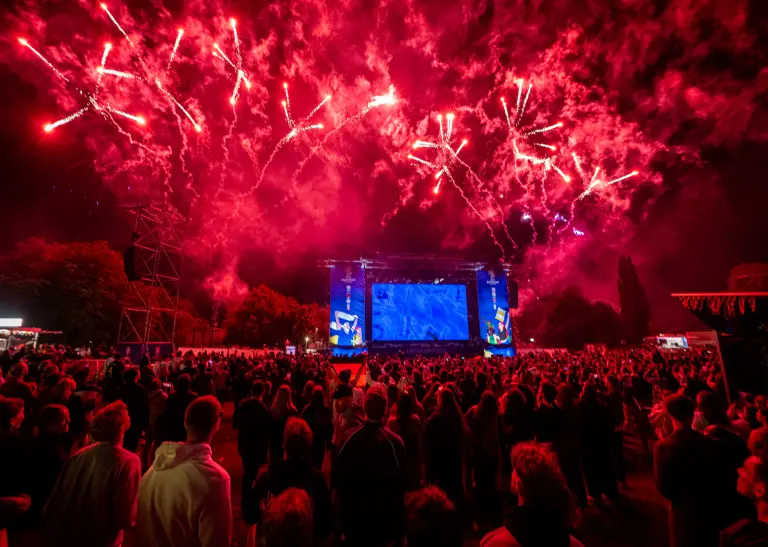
top-left (519, 287), bottom-right (624, 350)
top-left (0, 238), bottom-right (127, 345)
top-left (618, 256), bottom-right (651, 344)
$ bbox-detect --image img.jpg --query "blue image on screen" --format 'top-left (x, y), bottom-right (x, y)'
top-left (371, 284), bottom-right (469, 341)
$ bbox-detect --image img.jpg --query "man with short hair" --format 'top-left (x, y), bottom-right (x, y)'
top-left (335, 383), bottom-right (406, 547)
top-left (42, 401), bottom-right (141, 547)
top-left (246, 417), bottom-right (332, 543)
top-left (720, 454), bottom-right (768, 546)
top-left (238, 380), bottom-right (271, 510)
top-left (118, 367), bottom-right (149, 453)
top-left (655, 394), bottom-right (739, 547)
top-left (137, 395), bottom-right (232, 547)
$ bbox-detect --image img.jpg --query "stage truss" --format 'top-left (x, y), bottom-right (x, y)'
top-left (117, 202), bottom-right (187, 354)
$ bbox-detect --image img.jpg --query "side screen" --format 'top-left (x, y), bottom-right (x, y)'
top-left (329, 264), bottom-right (365, 347)
top-left (371, 284), bottom-right (469, 341)
top-left (477, 269), bottom-right (512, 345)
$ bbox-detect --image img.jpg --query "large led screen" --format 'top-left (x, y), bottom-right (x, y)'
top-left (477, 269), bottom-right (511, 345)
top-left (329, 264), bottom-right (365, 347)
top-left (371, 284), bottom-right (469, 341)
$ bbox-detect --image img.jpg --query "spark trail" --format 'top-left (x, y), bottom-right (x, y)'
top-left (167, 28), bottom-right (183, 71)
top-left (282, 85), bottom-right (397, 202)
top-left (444, 170), bottom-right (506, 259)
top-left (251, 83), bottom-right (329, 191)
top-left (408, 112), bottom-right (467, 194)
top-left (100, 5), bottom-right (202, 133)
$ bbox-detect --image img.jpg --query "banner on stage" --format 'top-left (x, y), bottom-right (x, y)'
top-left (329, 264), bottom-right (365, 347)
top-left (477, 268), bottom-right (512, 346)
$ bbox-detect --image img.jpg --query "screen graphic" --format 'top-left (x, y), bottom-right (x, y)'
top-left (329, 264), bottom-right (365, 347)
top-left (371, 284), bottom-right (469, 341)
top-left (477, 269), bottom-right (511, 345)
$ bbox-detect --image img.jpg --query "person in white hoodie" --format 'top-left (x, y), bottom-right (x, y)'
top-left (136, 395), bottom-right (232, 547)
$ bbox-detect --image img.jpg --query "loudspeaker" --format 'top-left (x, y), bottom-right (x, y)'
top-left (123, 231), bottom-right (140, 281)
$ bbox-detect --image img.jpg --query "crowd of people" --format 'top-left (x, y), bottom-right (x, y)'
top-left (0, 343), bottom-right (767, 547)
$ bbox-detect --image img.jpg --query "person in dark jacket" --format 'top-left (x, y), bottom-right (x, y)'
top-left (154, 373), bottom-right (197, 445)
top-left (425, 386), bottom-right (468, 505)
top-left (405, 486), bottom-right (463, 547)
top-left (579, 384), bottom-right (618, 502)
top-left (238, 380), bottom-right (272, 509)
top-left (301, 385), bottom-right (333, 470)
top-left (190, 363), bottom-right (214, 396)
top-left (388, 389), bottom-right (423, 492)
top-left (335, 384), bottom-right (407, 547)
top-left (117, 367), bottom-right (149, 453)
top-left (25, 404), bottom-right (71, 523)
top-left (245, 417), bottom-right (332, 544)
top-left (655, 394), bottom-right (739, 547)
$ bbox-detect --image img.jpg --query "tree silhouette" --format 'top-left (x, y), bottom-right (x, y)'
top-left (618, 256), bottom-right (651, 344)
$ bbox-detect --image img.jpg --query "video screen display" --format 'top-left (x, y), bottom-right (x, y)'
top-left (329, 264), bottom-right (365, 347)
top-left (477, 269), bottom-right (511, 345)
top-left (371, 283), bottom-right (469, 341)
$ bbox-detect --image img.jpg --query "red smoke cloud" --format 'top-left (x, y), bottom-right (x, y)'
top-left (3, 0), bottom-right (765, 304)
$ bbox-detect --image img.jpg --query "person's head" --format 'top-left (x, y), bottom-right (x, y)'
top-left (404, 486), bottom-right (463, 547)
top-left (338, 369), bottom-right (352, 385)
top-left (91, 401), bottom-right (131, 445)
top-left (397, 388), bottom-right (415, 420)
top-left (53, 377), bottom-right (76, 401)
top-left (185, 396), bottom-right (222, 444)
top-left (272, 384), bottom-right (294, 414)
top-left (332, 383), bottom-right (354, 413)
top-left (538, 380), bottom-right (558, 406)
top-left (9, 362), bottom-right (27, 380)
top-left (302, 380), bottom-right (314, 400)
top-left (665, 394), bottom-right (696, 430)
top-left (283, 417), bottom-right (313, 460)
top-left (39, 404), bottom-right (70, 435)
top-left (364, 384), bottom-right (388, 423)
top-left (308, 385), bottom-right (324, 408)
top-left (749, 427), bottom-right (768, 461)
top-left (510, 442), bottom-right (574, 526)
top-left (697, 391), bottom-right (729, 426)
top-left (555, 383), bottom-right (577, 410)
top-left (737, 455), bottom-right (768, 506)
top-left (478, 390), bottom-right (499, 420)
top-left (252, 379), bottom-right (266, 399)
top-left (148, 377), bottom-right (163, 393)
top-left (123, 367), bottom-right (140, 384)
top-left (257, 488), bottom-right (313, 547)
top-left (0, 397), bottom-right (25, 433)
top-left (176, 373), bottom-right (192, 392)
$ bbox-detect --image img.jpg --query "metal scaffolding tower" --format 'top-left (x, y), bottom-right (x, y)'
top-left (117, 202), bottom-right (187, 355)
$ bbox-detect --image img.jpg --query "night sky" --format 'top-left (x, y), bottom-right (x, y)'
top-left (1, 0), bottom-right (767, 330)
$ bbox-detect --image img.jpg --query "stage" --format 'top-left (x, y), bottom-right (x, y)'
top-left (322, 254), bottom-right (518, 357)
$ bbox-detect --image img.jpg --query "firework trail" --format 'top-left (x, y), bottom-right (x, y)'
top-left (280, 85), bottom-right (397, 203)
top-left (251, 83), bottom-right (329, 191)
top-left (408, 112), bottom-right (467, 195)
top-left (19, 38), bottom-right (146, 135)
top-left (100, 4), bottom-right (202, 133)
top-left (406, 113), bottom-right (508, 257)
top-left (557, 152), bottom-right (639, 233)
top-left (452, 155), bottom-right (518, 249)
top-left (44, 107), bottom-right (90, 132)
top-left (167, 28), bottom-right (183, 71)
top-left (96, 42), bottom-right (112, 93)
top-left (444, 170), bottom-right (506, 259)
